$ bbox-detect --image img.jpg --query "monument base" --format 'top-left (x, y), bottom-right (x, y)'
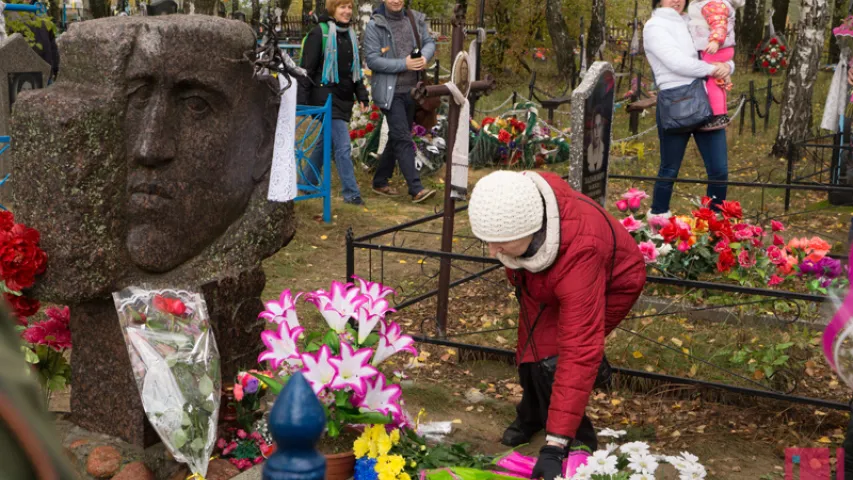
top-left (69, 268), bottom-right (267, 446)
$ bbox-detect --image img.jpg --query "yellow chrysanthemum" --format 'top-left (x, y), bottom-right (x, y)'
top-left (377, 435), bottom-right (393, 456)
top-left (388, 455), bottom-right (406, 473)
top-left (378, 472), bottom-right (397, 480)
top-left (400, 473), bottom-right (412, 480)
top-left (389, 429), bottom-right (401, 445)
top-left (353, 436), bottom-right (370, 458)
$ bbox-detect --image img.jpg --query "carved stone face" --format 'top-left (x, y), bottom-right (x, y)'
top-left (123, 21), bottom-right (271, 272)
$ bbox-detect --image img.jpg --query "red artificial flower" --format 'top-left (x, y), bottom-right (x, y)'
top-left (716, 248), bottom-right (736, 273)
top-left (357, 130), bottom-right (366, 138)
top-left (369, 112), bottom-right (380, 121)
top-left (692, 207), bottom-right (716, 222)
top-left (770, 52), bottom-right (778, 58)
top-left (22, 306), bottom-right (71, 351)
top-left (764, 47), bottom-right (771, 53)
top-left (771, 220), bottom-right (785, 232)
top-left (0, 211), bottom-right (14, 232)
top-left (153, 295), bottom-right (187, 316)
top-left (659, 217), bottom-right (691, 244)
top-left (371, 105), bottom-right (380, 111)
top-left (482, 117), bottom-right (496, 127)
top-left (365, 123), bottom-right (375, 133)
top-left (349, 131), bottom-right (357, 140)
top-left (768, 274), bottom-right (784, 286)
top-left (767, 245), bottom-right (787, 266)
top-left (0, 227), bottom-right (48, 292)
top-left (770, 37), bottom-right (778, 45)
top-left (719, 200), bottom-right (743, 220)
top-left (737, 249), bottom-right (756, 268)
top-left (762, 61), bottom-right (770, 67)
top-left (773, 234), bottom-right (785, 247)
top-left (4, 293), bottom-right (40, 318)
top-left (779, 45), bottom-right (787, 53)
top-left (261, 443), bottom-right (276, 458)
top-left (780, 60), bottom-right (787, 67)
top-left (498, 129), bottom-right (512, 144)
top-left (769, 68), bottom-right (778, 74)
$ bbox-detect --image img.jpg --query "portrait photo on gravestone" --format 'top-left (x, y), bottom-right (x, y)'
top-left (582, 71), bottom-right (614, 204)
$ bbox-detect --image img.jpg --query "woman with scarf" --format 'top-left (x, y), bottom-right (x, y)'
top-left (298, 0), bottom-right (370, 206)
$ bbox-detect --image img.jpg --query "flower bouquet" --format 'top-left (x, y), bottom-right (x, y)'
top-left (253, 277), bottom-right (418, 444)
top-left (470, 103), bottom-right (570, 169)
top-left (351, 104), bottom-right (383, 160)
top-left (21, 306), bottom-right (72, 408)
top-left (615, 189), bottom-right (847, 294)
top-left (229, 369), bottom-right (271, 431)
top-left (756, 36), bottom-right (788, 75)
top-left (215, 426), bottom-right (274, 471)
top-left (113, 287), bottom-right (221, 477)
top-left (412, 122), bottom-right (447, 176)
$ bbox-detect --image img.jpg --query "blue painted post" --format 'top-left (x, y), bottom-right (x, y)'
top-left (263, 372), bottom-right (326, 480)
top-left (321, 95), bottom-right (332, 223)
top-left (4, 3), bottom-right (46, 14)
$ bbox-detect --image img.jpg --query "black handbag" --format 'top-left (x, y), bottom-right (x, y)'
top-left (657, 78), bottom-right (713, 134)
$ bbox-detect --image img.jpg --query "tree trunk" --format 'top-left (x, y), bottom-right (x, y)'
top-left (738, 0), bottom-right (766, 65)
top-left (193, 0), bottom-right (217, 15)
top-left (771, 0), bottom-right (830, 158)
top-left (586, 0), bottom-right (605, 66)
top-left (545, 0), bottom-right (575, 81)
top-left (251, 0), bottom-right (260, 28)
top-left (829, 0), bottom-right (848, 64)
top-left (771, 0), bottom-right (790, 34)
top-left (88, 0), bottom-right (111, 18)
top-left (302, 0), bottom-right (313, 34)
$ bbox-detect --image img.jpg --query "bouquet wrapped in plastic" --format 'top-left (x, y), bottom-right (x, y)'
top-left (113, 287), bottom-right (221, 477)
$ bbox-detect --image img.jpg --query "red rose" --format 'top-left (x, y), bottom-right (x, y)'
top-left (764, 47), bottom-right (770, 53)
top-left (371, 105), bottom-right (380, 111)
top-left (0, 230), bottom-right (47, 292)
top-left (482, 117), bottom-right (496, 126)
top-left (779, 45), bottom-right (786, 52)
top-left (4, 293), bottom-right (40, 318)
top-left (769, 68), bottom-right (778, 74)
top-left (770, 37), bottom-right (778, 45)
top-left (780, 60), bottom-right (787, 67)
top-left (349, 131), bottom-right (357, 140)
top-left (762, 60), bottom-right (770, 67)
top-left (365, 123), bottom-right (375, 133)
top-left (701, 196), bottom-right (713, 207)
top-left (369, 112), bottom-right (380, 121)
top-left (22, 306), bottom-right (71, 351)
top-left (716, 248), bottom-right (736, 273)
top-left (770, 52), bottom-right (777, 58)
top-left (153, 295), bottom-right (187, 316)
top-left (357, 129), bottom-right (366, 138)
top-left (693, 207), bottom-right (716, 222)
top-left (498, 129), bottom-right (511, 144)
top-left (773, 234), bottom-right (785, 247)
top-left (719, 200), bottom-right (743, 220)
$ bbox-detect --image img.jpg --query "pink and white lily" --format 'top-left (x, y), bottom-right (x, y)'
top-left (352, 275), bottom-right (396, 301)
top-left (258, 289), bottom-right (301, 330)
top-left (356, 305), bottom-right (386, 345)
top-left (300, 345), bottom-right (338, 394)
top-left (328, 342), bottom-right (378, 395)
top-left (355, 374), bottom-right (402, 418)
top-left (306, 281), bottom-right (367, 333)
top-left (258, 322), bottom-right (304, 370)
top-left (371, 321), bottom-right (417, 366)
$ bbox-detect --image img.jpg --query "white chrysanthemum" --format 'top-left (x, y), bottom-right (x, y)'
top-left (604, 442), bottom-right (620, 454)
top-left (589, 451), bottom-right (619, 474)
top-left (658, 243), bottom-right (673, 256)
top-left (680, 452), bottom-right (700, 464)
top-left (620, 441), bottom-right (651, 457)
top-left (570, 463), bottom-right (594, 480)
top-left (628, 453), bottom-right (659, 474)
top-left (678, 463), bottom-right (707, 480)
top-left (629, 473), bottom-right (656, 480)
top-left (666, 455), bottom-right (690, 471)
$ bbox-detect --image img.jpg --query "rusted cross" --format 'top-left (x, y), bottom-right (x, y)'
top-left (410, 0), bottom-right (496, 338)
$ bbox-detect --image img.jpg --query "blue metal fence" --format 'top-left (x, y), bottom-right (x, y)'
top-left (294, 95), bottom-right (332, 223)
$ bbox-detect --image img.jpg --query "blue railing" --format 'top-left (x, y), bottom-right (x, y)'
top-left (294, 95), bottom-right (332, 223)
top-left (3, 3), bottom-right (47, 14)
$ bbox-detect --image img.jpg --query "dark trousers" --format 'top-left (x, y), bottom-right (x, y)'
top-left (373, 92), bottom-right (424, 197)
top-left (650, 107), bottom-right (728, 214)
top-left (516, 361), bottom-right (599, 450)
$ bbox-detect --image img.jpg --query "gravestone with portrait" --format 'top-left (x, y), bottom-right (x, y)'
top-left (9, 16), bottom-right (296, 446)
top-left (569, 61), bottom-right (615, 206)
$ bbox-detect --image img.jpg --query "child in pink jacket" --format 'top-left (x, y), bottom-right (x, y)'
top-left (688, 0), bottom-right (745, 131)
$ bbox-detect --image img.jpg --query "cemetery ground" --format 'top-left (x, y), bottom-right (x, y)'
top-left (46, 62), bottom-right (848, 478)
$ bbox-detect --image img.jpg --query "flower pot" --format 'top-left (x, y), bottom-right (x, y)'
top-left (325, 451), bottom-right (356, 480)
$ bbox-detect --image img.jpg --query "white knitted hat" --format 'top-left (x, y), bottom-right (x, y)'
top-left (468, 171), bottom-right (544, 243)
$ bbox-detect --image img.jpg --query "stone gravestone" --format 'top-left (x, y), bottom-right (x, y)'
top-left (9, 16), bottom-right (296, 446)
top-left (569, 61), bottom-right (615, 206)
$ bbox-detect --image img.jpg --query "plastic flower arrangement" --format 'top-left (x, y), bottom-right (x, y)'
top-left (230, 369), bottom-right (272, 431)
top-left (616, 189), bottom-right (847, 294)
top-left (756, 36), bottom-right (787, 75)
top-left (215, 427), bottom-right (274, 471)
top-left (254, 277), bottom-right (418, 438)
top-left (470, 104), bottom-right (570, 169)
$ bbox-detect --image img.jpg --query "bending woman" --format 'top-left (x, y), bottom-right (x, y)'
top-left (644, 0), bottom-right (733, 218)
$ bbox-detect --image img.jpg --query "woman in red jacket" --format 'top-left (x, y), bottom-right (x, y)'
top-left (467, 171), bottom-right (646, 480)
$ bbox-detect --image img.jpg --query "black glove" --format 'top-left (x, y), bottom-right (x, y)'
top-left (531, 445), bottom-right (566, 480)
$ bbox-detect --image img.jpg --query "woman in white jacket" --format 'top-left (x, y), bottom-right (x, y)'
top-left (644, 0), bottom-right (733, 217)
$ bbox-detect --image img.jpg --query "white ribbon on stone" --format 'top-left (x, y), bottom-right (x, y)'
top-left (444, 81), bottom-right (470, 200)
top-left (268, 74), bottom-right (298, 202)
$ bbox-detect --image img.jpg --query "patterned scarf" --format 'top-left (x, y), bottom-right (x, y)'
top-left (321, 21), bottom-right (363, 85)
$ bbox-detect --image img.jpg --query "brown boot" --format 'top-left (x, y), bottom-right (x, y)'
top-left (372, 185), bottom-right (400, 197)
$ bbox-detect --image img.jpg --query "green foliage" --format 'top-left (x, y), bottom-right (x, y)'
top-left (395, 428), bottom-right (496, 475)
top-left (410, 0), bottom-right (449, 19)
top-left (5, 0), bottom-right (57, 51)
top-left (726, 341), bottom-right (794, 380)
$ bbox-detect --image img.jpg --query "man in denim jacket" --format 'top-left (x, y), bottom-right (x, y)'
top-left (363, 0), bottom-right (437, 203)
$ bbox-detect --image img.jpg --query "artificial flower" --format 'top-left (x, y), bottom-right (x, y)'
top-left (153, 294), bottom-right (187, 316)
top-left (352, 275), bottom-right (396, 301)
top-left (355, 375), bottom-right (402, 418)
top-left (716, 249), bottom-right (735, 273)
top-left (737, 250), bottom-right (756, 268)
top-left (233, 383), bottom-right (244, 401)
top-left (766, 245), bottom-right (788, 266)
top-left (598, 428), bottom-right (627, 438)
top-left (719, 200), bottom-right (743, 220)
top-left (621, 188), bottom-right (649, 202)
top-left (372, 321), bottom-right (417, 366)
top-left (5, 293), bottom-right (40, 318)
top-left (587, 451), bottom-right (618, 474)
top-left (620, 441), bottom-right (650, 457)
top-left (22, 306), bottom-right (71, 351)
top-left (328, 341), bottom-right (378, 395)
top-left (621, 215), bottom-right (645, 233)
top-left (0, 225), bottom-right (47, 291)
top-left (306, 281), bottom-right (368, 333)
top-left (805, 236), bottom-right (831, 262)
top-left (817, 256), bottom-right (843, 279)
top-left (616, 199), bottom-right (629, 212)
top-left (358, 297), bottom-right (394, 343)
top-left (258, 322), bottom-right (304, 370)
top-left (638, 241), bottom-right (658, 264)
top-left (627, 453), bottom-right (658, 474)
top-left (768, 274), bottom-right (784, 286)
top-left (773, 234), bottom-right (785, 247)
top-left (771, 220), bottom-right (785, 232)
top-left (259, 289), bottom-right (301, 330)
top-left (301, 345), bottom-right (338, 394)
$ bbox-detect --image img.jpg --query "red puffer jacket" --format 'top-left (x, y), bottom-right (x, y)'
top-left (506, 172), bottom-right (646, 439)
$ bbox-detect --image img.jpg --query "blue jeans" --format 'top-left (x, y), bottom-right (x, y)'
top-left (650, 109), bottom-right (728, 214)
top-left (302, 119), bottom-right (362, 202)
